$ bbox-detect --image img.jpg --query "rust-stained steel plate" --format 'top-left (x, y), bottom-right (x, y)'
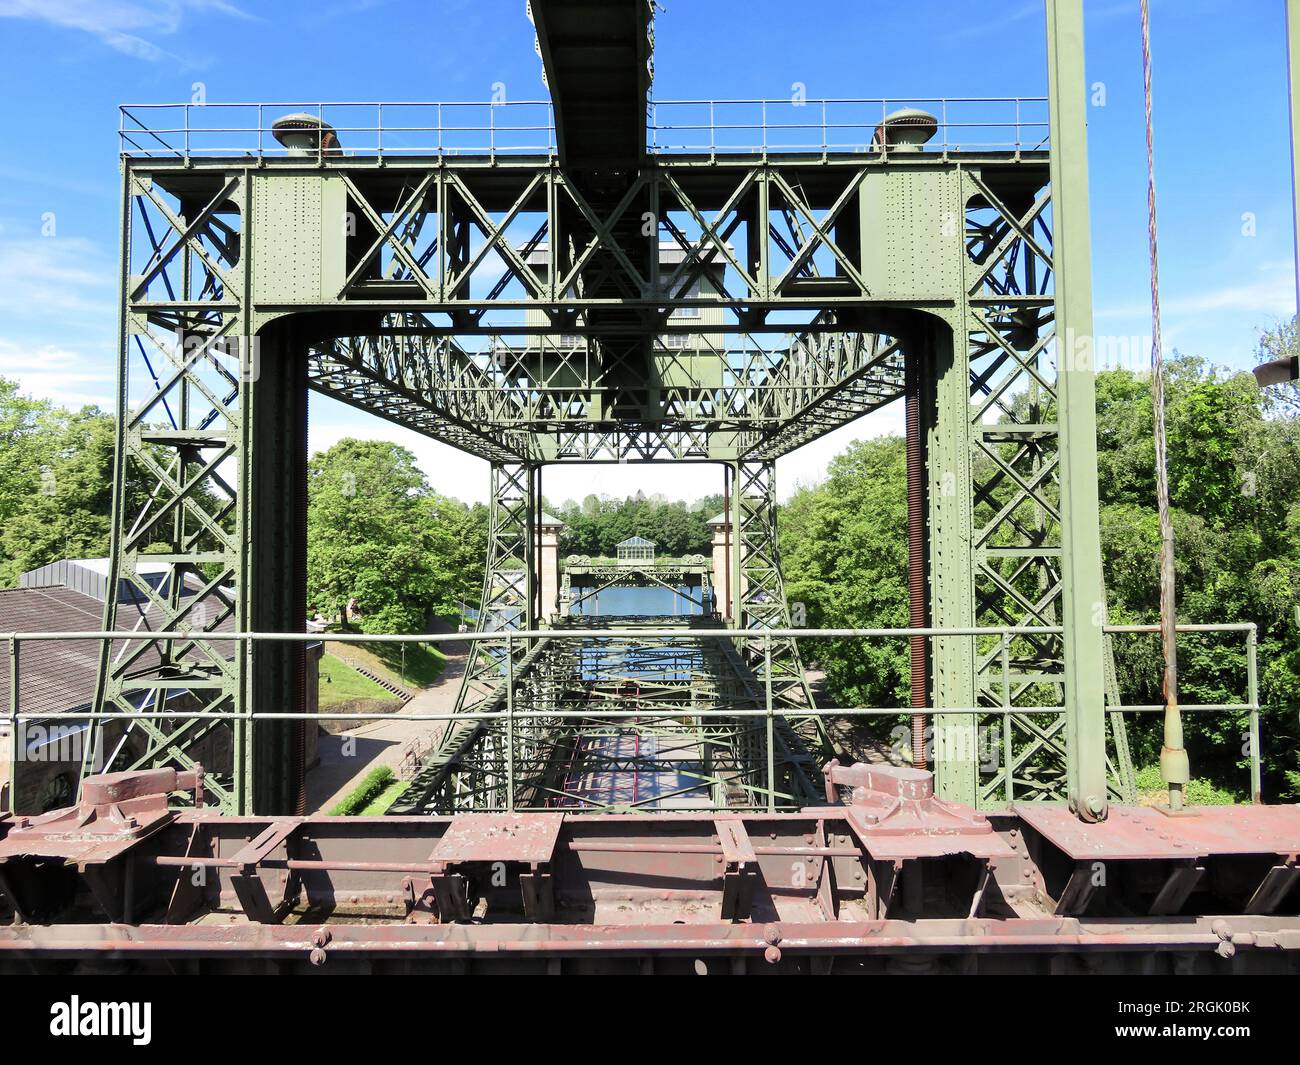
top-left (821, 761), bottom-right (1016, 862)
top-left (0, 823), bottom-right (168, 866)
top-left (842, 806), bottom-right (1017, 861)
top-left (430, 812), bottom-right (565, 865)
top-left (1016, 803), bottom-right (1300, 861)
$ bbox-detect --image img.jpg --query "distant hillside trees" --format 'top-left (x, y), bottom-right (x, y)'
top-left (554, 493), bottom-right (723, 557)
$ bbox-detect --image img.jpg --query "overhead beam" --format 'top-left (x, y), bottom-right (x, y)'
top-left (529, 0), bottom-right (652, 172)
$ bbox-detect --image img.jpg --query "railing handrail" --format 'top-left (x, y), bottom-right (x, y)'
top-left (0, 621), bottom-right (1256, 642)
top-left (117, 96), bottom-right (1051, 159)
top-left (2, 619), bottom-right (1263, 810)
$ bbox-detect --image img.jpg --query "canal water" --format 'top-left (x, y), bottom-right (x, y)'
top-left (566, 582), bottom-right (712, 617)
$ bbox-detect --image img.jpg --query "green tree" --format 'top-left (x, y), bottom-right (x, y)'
top-left (779, 438), bottom-right (911, 708)
top-left (0, 383), bottom-right (118, 585)
top-left (307, 439), bottom-right (480, 634)
top-left (1094, 355), bottom-right (1300, 797)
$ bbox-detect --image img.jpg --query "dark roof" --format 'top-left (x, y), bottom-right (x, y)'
top-left (0, 584), bottom-right (236, 718)
top-left (0, 587), bottom-right (111, 717)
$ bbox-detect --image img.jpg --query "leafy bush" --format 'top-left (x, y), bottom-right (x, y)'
top-left (329, 766), bottom-right (396, 816)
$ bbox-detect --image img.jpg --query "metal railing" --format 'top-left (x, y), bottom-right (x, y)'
top-left (649, 97), bottom-right (1049, 155)
top-left (118, 101), bottom-right (558, 159)
top-left (1, 622), bottom-right (1260, 814)
top-left (118, 97), bottom-right (1050, 160)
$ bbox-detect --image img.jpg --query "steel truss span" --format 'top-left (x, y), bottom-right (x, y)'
top-left (391, 617), bottom-right (821, 816)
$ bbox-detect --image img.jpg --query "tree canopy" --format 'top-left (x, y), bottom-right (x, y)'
top-left (0, 382), bottom-right (115, 585)
top-left (782, 352), bottom-right (1300, 800)
top-left (307, 438), bottom-right (485, 633)
top-left (553, 493), bottom-right (722, 557)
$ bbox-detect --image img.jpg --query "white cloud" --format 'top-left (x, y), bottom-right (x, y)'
top-left (1097, 270), bottom-right (1297, 322)
top-left (0, 0), bottom-right (257, 62)
top-left (0, 338), bottom-right (114, 408)
top-left (0, 233), bottom-right (117, 326)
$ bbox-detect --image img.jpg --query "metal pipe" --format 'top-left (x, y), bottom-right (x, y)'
top-left (0, 622), bottom-right (1260, 643)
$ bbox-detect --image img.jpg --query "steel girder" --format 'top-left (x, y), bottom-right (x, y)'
top-left (308, 325), bottom-right (903, 464)
top-left (7, 765), bottom-right (1300, 972)
top-left (527, 0), bottom-right (654, 172)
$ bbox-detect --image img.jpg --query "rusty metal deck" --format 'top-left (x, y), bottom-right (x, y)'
top-left (1, 765), bottom-right (1298, 973)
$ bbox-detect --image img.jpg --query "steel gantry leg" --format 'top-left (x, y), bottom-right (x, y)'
top-left (733, 460), bottom-right (825, 800)
top-left (1047, 0), bottom-right (1110, 820)
top-left (916, 26), bottom-right (1124, 809)
top-left (83, 169), bottom-right (257, 814)
top-left (391, 462), bottom-right (537, 812)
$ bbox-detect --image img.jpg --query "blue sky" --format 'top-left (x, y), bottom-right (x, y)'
top-left (0, 0), bottom-right (1294, 503)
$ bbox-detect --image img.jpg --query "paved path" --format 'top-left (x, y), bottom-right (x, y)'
top-left (305, 651), bottom-right (466, 813)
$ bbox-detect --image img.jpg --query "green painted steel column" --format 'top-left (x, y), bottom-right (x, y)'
top-left (730, 460), bottom-right (743, 626)
top-left (1289, 0), bottom-right (1300, 315)
top-left (925, 314), bottom-right (978, 804)
top-left (1046, 0), bottom-right (1109, 820)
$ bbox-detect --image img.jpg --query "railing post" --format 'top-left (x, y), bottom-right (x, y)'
top-left (1001, 630), bottom-right (1013, 804)
top-left (7, 636), bottom-right (17, 815)
top-left (1247, 625), bottom-right (1261, 803)
top-left (506, 633), bottom-right (515, 812)
top-left (234, 638), bottom-right (251, 814)
top-left (764, 632), bottom-right (775, 813)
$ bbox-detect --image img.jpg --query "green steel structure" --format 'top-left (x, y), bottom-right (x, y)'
top-left (558, 557), bottom-right (713, 616)
top-left (83, 0), bottom-right (1128, 820)
top-left (392, 617), bottom-right (822, 814)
